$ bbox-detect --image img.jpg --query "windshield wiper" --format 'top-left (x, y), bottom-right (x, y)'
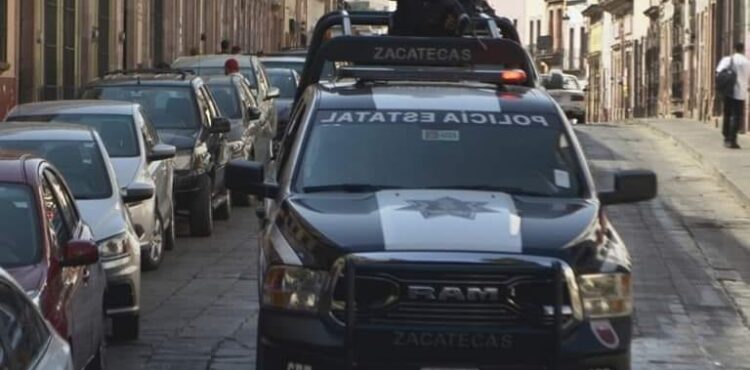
top-left (425, 185), bottom-right (553, 197)
top-left (303, 184), bottom-right (402, 193)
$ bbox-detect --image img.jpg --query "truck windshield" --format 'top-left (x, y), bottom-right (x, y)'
top-left (82, 86), bottom-right (200, 130)
top-left (297, 110), bottom-right (585, 198)
top-left (0, 184), bottom-right (41, 268)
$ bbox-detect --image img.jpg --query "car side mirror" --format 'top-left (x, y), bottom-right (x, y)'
top-left (147, 143), bottom-right (176, 162)
top-left (225, 159), bottom-right (278, 198)
top-left (62, 240), bottom-right (99, 267)
top-left (210, 117), bottom-right (232, 134)
top-left (599, 170), bottom-right (657, 205)
top-left (266, 87), bottom-right (281, 100)
top-left (247, 107), bottom-right (262, 121)
top-left (122, 183), bottom-right (155, 204)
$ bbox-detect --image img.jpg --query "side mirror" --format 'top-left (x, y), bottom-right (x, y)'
top-left (599, 170), bottom-right (657, 205)
top-left (123, 183), bottom-right (155, 204)
top-left (247, 107), bottom-right (262, 121)
top-left (266, 87), bottom-right (281, 100)
top-left (147, 143), bottom-right (176, 162)
top-left (225, 159), bottom-right (279, 198)
top-left (210, 117), bottom-right (232, 134)
top-left (62, 240), bottom-right (99, 267)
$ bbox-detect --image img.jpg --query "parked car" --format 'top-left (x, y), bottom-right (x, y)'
top-left (171, 55), bottom-right (280, 136)
top-left (0, 268), bottom-right (74, 370)
top-left (0, 153), bottom-right (105, 369)
top-left (203, 75), bottom-right (264, 161)
top-left (0, 123), bottom-right (144, 342)
top-left (80, 70), bottom-right (232, 236)
top-left (541, 71), bottom-right (586, 123)
top-left (265, 68), bottom-right (299, 137)
top-left (5, 100), bottom-right (176, 271)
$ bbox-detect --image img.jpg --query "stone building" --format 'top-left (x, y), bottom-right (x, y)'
top-left (0, 0), bottom-right (288, 116)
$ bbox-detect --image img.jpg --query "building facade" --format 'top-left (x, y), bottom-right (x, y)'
top-left (0, 0), bottom-right (293, 117)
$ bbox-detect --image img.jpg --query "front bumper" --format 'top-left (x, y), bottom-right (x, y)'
top-left (101, 253), bottom-right (141, 316)
top-left (257, 310), bottom-right (631, 370)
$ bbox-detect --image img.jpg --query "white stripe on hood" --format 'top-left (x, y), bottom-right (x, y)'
top-left (376, 190), bottom-right (522, 253)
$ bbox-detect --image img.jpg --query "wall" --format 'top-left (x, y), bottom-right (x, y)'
top-left (0, 0), bottom-right (18, 119)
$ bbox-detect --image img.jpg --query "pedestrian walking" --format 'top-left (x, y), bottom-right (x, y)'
top-left (716, 42), bottom-right (750, 149)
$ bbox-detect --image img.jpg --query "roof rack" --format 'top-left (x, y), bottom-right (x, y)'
top-left (104, 68), bottom-right (196, 79)
top-left (296, 10), bottom-right (532, 100)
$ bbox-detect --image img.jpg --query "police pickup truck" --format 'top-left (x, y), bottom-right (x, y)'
top-left (227, 11), bottom-right (656, 370)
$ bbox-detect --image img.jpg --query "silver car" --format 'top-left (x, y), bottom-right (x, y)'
top-left (541, 72), bottom-right (586, 123)
top-left (1, 262), bottom-right (73, 370)
top-left (5, 101), bottom-right (176, 271)
top-left (0, 123), bottom-right (145, 341)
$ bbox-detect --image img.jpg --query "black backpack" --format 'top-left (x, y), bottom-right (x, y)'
top-left (717, 56), bottom-right (737, 97)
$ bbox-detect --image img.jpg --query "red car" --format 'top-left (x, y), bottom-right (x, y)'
top-left (0, 152), bottom-right (106, 370)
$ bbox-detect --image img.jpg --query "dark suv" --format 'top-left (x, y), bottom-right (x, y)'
top-left (227, 11), bottom-right (657, 370)
top-left (81, 69), bottom-right (232, 237)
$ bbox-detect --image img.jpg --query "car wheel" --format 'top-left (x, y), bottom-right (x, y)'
top-left (111, 313), bottom-right (139, 341)
top-left (215, 190), bottom-right (232, 221)
top-left (189, 175), bottom-right (213, 237)
top-left (164, 204), bottom-right (177, 251)
top-left (141, 214), bottom-right (164, 271)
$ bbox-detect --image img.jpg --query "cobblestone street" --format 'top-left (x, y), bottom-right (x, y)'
top-left (106, 122), bottom-right (750, 369)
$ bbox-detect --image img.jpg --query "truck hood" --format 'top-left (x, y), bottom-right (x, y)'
top-left (78, 198), bottom-right (128, 242)
top-left (274, 190), bottom-right (600, 269)
top-left (158, 128), bottom-right (199, 150)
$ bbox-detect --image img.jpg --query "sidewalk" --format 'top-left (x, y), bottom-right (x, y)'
top-left (641, 119), bottom-right (750, 209)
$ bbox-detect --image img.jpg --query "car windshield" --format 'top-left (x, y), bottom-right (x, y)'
top-left (262, 60), bottom-right (334, 79)
top-left (207, 83), bottom-right (242, 119)
top-left (0, 141), bottom-right (112, 199)
top-left (82, 86), bottom-right (200, 130)
top-left (0, 184), bottom-right (41, 268)
top-left (170, 64), bottom-right (259, 88)
top-left (8, 114), bottom-right (139, 157)
top-left (297, 110), bottom-right (584, 198)
top-left (267, 71), bottom-right (297, 99)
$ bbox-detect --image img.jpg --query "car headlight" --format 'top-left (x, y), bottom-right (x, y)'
top-left (98, 232), bottom-right (134, 260)
top-left (578, 273), bottom-right (632, 318)
top-left (262, 266), bottom-right (329, 313)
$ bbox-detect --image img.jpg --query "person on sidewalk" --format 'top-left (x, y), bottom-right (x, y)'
top-left (716, 42), bottom-right (750, 149)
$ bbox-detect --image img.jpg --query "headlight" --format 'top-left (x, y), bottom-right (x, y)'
top-left (578, 273), bottom-right (632, 318)
top-left (98, 232), bottom-right (134, 260)
top-left (262, 266), bottom-right (329, 313)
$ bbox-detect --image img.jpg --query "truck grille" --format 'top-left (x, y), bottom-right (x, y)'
top-left (331, 268), bottom-right (573, 327)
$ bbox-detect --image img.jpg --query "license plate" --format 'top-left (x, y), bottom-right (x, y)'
top-left (393, 330), bottom-right (514, 350)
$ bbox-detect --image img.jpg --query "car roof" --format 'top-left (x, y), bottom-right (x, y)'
top-left (202, 75), bottom-right (243, 84)
top-left (0, 151), bottom-right (42, 184)
top-left (0, 122), bottom-right (96, 142)
top-left (266, 68), bottom-right (298, 76)
top-left (86, 70), bottom-right (201, 87)
top-left (8, 100), bottom-right (136, 117)
top-left (173, 54), bottom-right (256, 68)
top-left (260, 56), bottom-right (305, 63)
top-left (315, 82), bottom-right (559, 114)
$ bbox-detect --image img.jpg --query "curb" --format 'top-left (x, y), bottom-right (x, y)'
top-left (642, 122), bottom-right (750, 210)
